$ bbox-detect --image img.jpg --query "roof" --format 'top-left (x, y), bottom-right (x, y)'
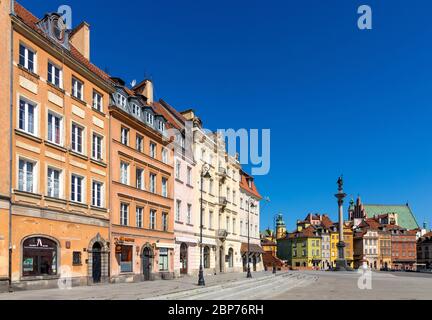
top-left (240, 243), bottom-right (265, 254)
top-left (239, 170), bottom-right (262, 199)
top-left (262, 252), bottom-right (284, 267)
top-left (363, 204), bottom-right (419, 230)
top-left (14, 2), bottom-right (111, 83)
top-left (286, 225), bottom-right (320, 239)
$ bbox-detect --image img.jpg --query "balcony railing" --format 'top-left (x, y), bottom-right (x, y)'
top-left (217, 229), bottom-right (228, 239)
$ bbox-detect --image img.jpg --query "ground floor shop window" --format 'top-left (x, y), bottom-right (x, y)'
top-left (159, 248), bottom-right (169, 271)
top-left (22, 237), bottom-right (57, 277)
top-left (120, 245), bottom-right (133, 272)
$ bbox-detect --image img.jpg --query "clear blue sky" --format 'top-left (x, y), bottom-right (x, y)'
top-left (21, 0), bottom-right (432, 231)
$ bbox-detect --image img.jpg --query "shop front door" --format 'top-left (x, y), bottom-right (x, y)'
top-left (142, 247), bottom-right (152, 281)
top-left (92, 242), bottom-right (101, 283)
top-left (180, 243), bottom-right (188, 274)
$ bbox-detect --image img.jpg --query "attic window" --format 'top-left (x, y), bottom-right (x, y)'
top-left (131, 104), bottom-right (140, 117)
top-left (146, 112), bottom-right (154, 125)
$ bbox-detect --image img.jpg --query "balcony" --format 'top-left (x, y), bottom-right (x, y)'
top-left (219, 196), bottom-right (228, 211)
top-left (217, 229), bottom-right (228, 239)
top-left (218, 167), bottom-right (227, 183)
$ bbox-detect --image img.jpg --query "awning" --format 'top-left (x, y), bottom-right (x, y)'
top-left (176, 236), bottom-right (198, 244)
top-left (155, 242), bottom-right (175, 249)
top-left (241, 243), bottom-right (265, 254)
top-left (201, 238), bottom-right (217, 246)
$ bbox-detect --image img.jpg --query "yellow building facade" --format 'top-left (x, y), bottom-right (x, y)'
top-left (1, 2), bottom-right (114, 289)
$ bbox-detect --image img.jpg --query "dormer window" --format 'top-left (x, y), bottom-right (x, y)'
top-left (131, 104), bottom-right (140, 117)
top-left (248, 179), bottom-right (252, 188)
top-left (158, 120), bottom-right (165, 132)
top-left (146, 112), bottom-right (154, 125)
top-left (116, 93), bottom-right (127, 108)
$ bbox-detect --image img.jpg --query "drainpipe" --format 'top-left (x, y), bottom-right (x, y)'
top-left (8, 0), bottom-right (15, 293)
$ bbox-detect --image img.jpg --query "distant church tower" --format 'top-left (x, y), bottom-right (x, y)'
top-left (349, 196), bottom-right (367, 227)
top-left (275, 213), bottom-right (286, 240)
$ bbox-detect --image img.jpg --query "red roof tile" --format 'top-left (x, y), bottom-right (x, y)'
top-left (239, 170), bottom-right (261, 199)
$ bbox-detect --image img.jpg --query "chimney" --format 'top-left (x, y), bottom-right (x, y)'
top-left (133, 79), bottom-right (154, 104)
top-left (70, 22), bottom-right (90, 60)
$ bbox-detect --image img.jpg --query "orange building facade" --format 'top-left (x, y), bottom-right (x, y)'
top-left (1, 2), bottom-right (113, 289)
top-left (108, 79), bottom-right (175, 282)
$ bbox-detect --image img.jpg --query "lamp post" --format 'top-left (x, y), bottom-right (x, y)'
top-left (198, 163), bottom-right (211, 286)
top-left (247, 198), bottom-right (255, 278)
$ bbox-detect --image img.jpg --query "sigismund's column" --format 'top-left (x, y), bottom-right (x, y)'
top-left (334, 176), bottom-right (351, 271)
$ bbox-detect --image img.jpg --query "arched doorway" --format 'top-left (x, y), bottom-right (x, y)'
top-left (92, 242), bottom-right (101, 283)
top-left (142, 246), bottom-right (153, 281)
top-left (180, 243), bottom-right (188, 274)
top-left (87, 233), bottom-right (109, 284)
top-left (228, 248), bottom-right (233, 268)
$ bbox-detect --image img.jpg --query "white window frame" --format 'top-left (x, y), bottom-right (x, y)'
top-left (176, 199), bottom-right (181, 222)
top-left (72, 77), bottom-right (84, 100)
top-left (121, 127), bottom-right (129, 145)
top-left (162, 177), bottom-right (168, 197)
top-left (175, 160), bottom-right (181, 179)
top-left (150, 142), bottom-right (157, 158)
top-left (120, 203), bottom-right (129, 226)
top-left (18, 96), bottom-right (38, 136)
top-left (150, 209), bottom-right (156, 229)
top-left (47, 110), bottom-right (63, 146)
top-left (116, 93), bottom-right (127, 108)
top-left (92, 90), bottom-right (103, 112)
top-left (47, 166), bottom-right (62, 198)
top-left (187, 204), bottom-right (192, 224)
top-left (18, 157), bottom-right (37, 193)
top-left (136, 135), bottom-right (143, 152)
top-left (120, 161), bottom-right (129, 185)
top-left (92, 132), bottom-right (104, 161)
top-left (136, 167), bottom-right (144, 190)
top-left (19, 43), bottom-right (37, 73)
top-left (149, 173), bottom-right (156, 193)
top-left (71, 122), bottom-right (85, 154)
top-left (47, 61), bottom-right (63, 88)
top-left (70, 174), bottom-right (85, 203)
top-left (146, 112), bottom-right (154, 125)
top-left (162, 148), bottom-right (168, 164)
top-left (91, 180), bottom-right (104, 208)
top-left (136, 207), bottom-right (143, 228)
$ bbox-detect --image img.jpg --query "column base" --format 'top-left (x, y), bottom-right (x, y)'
top-left (334, 259), bottom-right (354, 271)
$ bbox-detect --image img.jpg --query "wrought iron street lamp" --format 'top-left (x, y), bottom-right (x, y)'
top-left (198, 163), bottom-right (211, 286)
top-left (247, 198), bottom-right (256, 278)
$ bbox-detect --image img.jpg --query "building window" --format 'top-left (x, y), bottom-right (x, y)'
top-left (226, 217), bottom-right (230, 233)
top-left (22, 237), bottom-right (57, 277)
top-left (120, 245), bottom-right (132, 273)
top-left (92, 133), bottom-right (103, 161)
top-left (136, 207), bottom-right (143, 228)
top-left (71, 123), bottom-right (84, 154)
top-left (72, 251), bottom-right (82, 266)
top-left (47, 62), bottom-right (62, 88)
top-left (209, 211), bottom-right (213, 229)
top-left (201, 148), bottom-right (206, 161)
top-left (162, 212), bottom-right (168, 231)
top-left (120, 203), bottom-right (129, 226)
top-left (227, 187), bottom-right (231, 202)
top-left (158, 248), bottom-right (169, 271)
top-left (176, 200), bottom-right (181, 222)
top-left (136, 168), bottom-right (144, 190)
top-left (150, 209), bottom-right (156, 229)
top-left (72, 77), bottom-right (84, 100)
top-left (146, 112), bottom-right (154, 125)
top-left (209, 179), bottom-right (213, 195)
top-left (158, 120), bottom-right (165, 133)
top-left (71, 174), bottom-right (83, 203)
top-left (121, 127), bottom-right (129, 145)
top-left (120, 162), bottom-right (129, 185)
top-left (149, 173), bottom-right (156, 193)
top-left (233, 191), bottom-right (236, 205)
top-left (47, 112), bottom-right (62, 145)
top-left (19, 44), bottom-right (36, 72)
top-left (162, 177), bottom-right (168, 197)
top-left (240, 221), bottom-right (243, 236)
top-left (92, 91), bottom-right (103, 112)
top-left (233, 218), bottom-right (236, 234)
top-left (47, 167), bottom-right (60, 198)
top-left (131, 103), bottom-right (140, 117)
top-left (92, 181), bottom-right (103, 207)
top-left (187, 204), bottom-right (192, 224)
top-left (116, 93), bottom-right (127, 108)
top-left (162, 148), bottom-right (168, 164)
top-left (136, 135), bottom-right (143, 152)
top-left (204, 246), bottom-right (210, 268)
top-left (175, 160), bottom-right (181, 179)
top-left (150, 142), bottom-right (157, 158)
top-left (19, 98), bottom-right (36, 135)
top-left (18, 159), bottom-right (34, 193)
top-left (187, 167), bottom-right (192, 185)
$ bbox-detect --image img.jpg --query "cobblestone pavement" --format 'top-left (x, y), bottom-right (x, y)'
top-left (0, 271), bottom-right (277, 300)
top-left (1, 270), bottom-right (431, 300)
